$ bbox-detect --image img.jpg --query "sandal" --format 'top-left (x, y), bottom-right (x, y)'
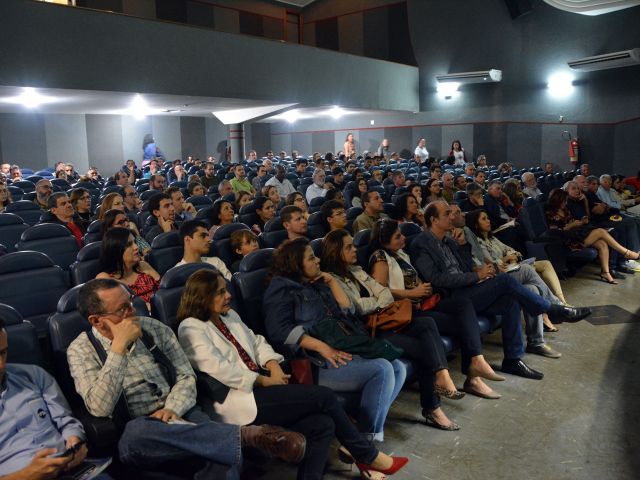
top-left (623, 249), bottom-right (640, 261)
top-left (598, 271), bottom-right (618, 285)
top-left (543, 324), bottom-right (559, 332)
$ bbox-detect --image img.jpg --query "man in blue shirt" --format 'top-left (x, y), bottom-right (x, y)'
top-left (0, 318), bottom-right (88, 478)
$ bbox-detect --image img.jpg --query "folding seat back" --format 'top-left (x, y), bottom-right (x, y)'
top-left (238, 204), bottom-right (259, 227)
top-left (296, 183), bottom-right (310, 197)
top-left (83, 219), bottom-right (103, 244)
top-left (70, 241), bottom-right (102, 286)
top-left (210, 223), bottom-right (250, 268)
top-left (399, 222), bottom-right (423, 250)
top-left (310, 237), bottom-right (324, 258)
top-left (186, 195), bottom-right (212, 210)
top-left (353, 229), bottom-right (372, 269)
top-left (383, 203), bottom-right (398, 219)
top-left (0, 303), bottom-right (44, 367)
top-left (170, 180), bottom-right (187, 189)
top-left (346, 206), bottom-right (363, 233)
top-left (17, 223), bottom-right (79, 270)
top-left (51, 178), bottom-right (72, 191)
top-left (146, 231), bottom-right (183, 275)
top-left (13, 180), bottom-right (35, 193)
top-left (136, 183), bottom-right (150, 193)
top-left (308, 196), bottom-right (326, 213)
top-left (151, 262), bottom-right (219, 330)
top-left (231, 249), bottom-right (274, 335)
top-left (7, 185), bottom-right (24, 201)
top-left (140, 189), bottom-right (161, 201)
top-left (5, 200), bottom-right (43, 226)
top-left (0, 213), bottom-right (28, 253)
top-left (0, 251), bottom-right (68, 336)
top-left (453, 191), bottom-right (468, 203)
top-left (307, 211), bottom-right (327, 240)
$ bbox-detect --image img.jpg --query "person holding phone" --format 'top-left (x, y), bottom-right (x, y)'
top-left (0, 318), bottom-right (91, 479)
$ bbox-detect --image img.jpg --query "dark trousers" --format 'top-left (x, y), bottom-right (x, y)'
top-left (380, 316), bottom-right (448, 412)
top-left (428, 297), bottom-right (483, 374)
top-left (450, 273), bottom-right (551, 360)
top-left (253, 385), bottom-right (377, 480)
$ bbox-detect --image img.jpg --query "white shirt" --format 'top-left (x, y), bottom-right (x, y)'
top-left (306, 183), bottom-right (327, 203)
top-left (265, 176), bottom-right (296, 197)
top-left (414, 146), bottom-right (429, 162)
top-left (175, 257), bottom-right (232, 280)
top-left (453, 150), bottom-right (465, 166)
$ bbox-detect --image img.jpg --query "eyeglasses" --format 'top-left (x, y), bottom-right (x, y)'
top-left (115, 218), bottom-right (130, 226)
top-left (332, 210), bottom-right (347, 217)
top-left (98, 294), bottom-right (135, 318)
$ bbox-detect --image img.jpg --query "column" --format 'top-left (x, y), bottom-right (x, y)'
top-left (228, 123), bottom-right (245, 164)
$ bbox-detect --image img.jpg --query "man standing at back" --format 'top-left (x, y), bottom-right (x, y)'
top-left (67, 279), bottom-right (306, 479)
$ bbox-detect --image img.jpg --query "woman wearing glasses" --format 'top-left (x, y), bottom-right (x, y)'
top-left (97, 227), bottom-right (160, 307)
top-left (69, 188), bottom-right (93, 222)
top-left (101, 209), bottom-right (151, 258)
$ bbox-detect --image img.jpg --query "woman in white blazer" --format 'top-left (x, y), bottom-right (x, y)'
top-left (176, 268), bottom-right (408, 480)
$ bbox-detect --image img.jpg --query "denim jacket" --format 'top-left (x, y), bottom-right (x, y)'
top-left (263, 276), bottom-right (353, 355)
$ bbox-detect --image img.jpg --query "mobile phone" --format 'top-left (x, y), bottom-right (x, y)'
top-left (52, 440), bottom-right (86, 458)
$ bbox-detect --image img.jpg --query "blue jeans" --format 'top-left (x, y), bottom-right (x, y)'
top-left (118, 407), bottom-right (241, 480)
top-left (317, 355), bottom-right (406, 442)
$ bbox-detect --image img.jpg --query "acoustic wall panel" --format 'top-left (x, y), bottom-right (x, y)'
top-left (44, 114), bottom-right (89, 174)
top-left (338, 13), bottom-right (363, 56)
top-left (152, 116), bottom-right (182, 163)
top-left (359, 129), bottom-right (385, 156)
top-left (291, 133), bottom-right (312, 157)
top-left (362, 7), bottom-right (389, 61)
top-left (180, 117), bottom-right (207, 161)
top-left (0, 113), bottom-right (48, 170)
top-left (312, 131), bottom-right (334, 156)
top-left (384, 127), bottom-right (413, 161)
top-left (213, 6), bottom-right (240, 34)
top-left (577, 124), bottom-right (615, 175)
top-left (315, 17), bottom-right (339, 51)
top-left (205, 117), bottom-right (228, 160)
top-left (473, 124), bottom-right (507, 165)
top-left (186, 1), bottom-right (214, 28)
top-left (507, 123), bottom-right (541, 169)
top-left (86, 114), bottom-right (124, 176)
top-left (122, 116), bottom-right (153, 166)
top-left (541, 124), bottom-right (577, 171)
top-left (614, 120), bottom-right (640, 176)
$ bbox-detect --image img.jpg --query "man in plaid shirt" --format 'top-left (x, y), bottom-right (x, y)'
top-left (67, 279), bottom-right (306, 478)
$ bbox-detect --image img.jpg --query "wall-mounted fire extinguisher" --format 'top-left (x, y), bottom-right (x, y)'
top-left (562, 131), bottom-right (579, 166)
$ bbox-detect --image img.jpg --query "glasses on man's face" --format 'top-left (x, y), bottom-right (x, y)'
top-left (99, 294), bottom-right (135, 318)
top-left (332, 210), bottom-right (347, 217)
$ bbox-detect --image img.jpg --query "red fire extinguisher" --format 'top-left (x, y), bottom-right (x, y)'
top-left (568, 138), bottom-right (579, 165)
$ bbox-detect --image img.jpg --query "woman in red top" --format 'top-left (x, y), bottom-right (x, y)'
top-left (97, 227), bottom-right (160, 306)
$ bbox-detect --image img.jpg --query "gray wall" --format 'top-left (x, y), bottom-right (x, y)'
top-left (0, 1), bottom-right (419, 113)
top-left (0, 113), bottom-right (231, 177)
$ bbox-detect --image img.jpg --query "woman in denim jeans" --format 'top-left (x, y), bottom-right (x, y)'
top-left (263, 238), bottom-right (407, 443)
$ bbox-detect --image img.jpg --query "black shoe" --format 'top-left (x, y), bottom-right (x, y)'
top-left (610, 269), bottom-right (626, 279)
top-left (501, 359), bottom-right (544, 380)
top-left (548, 305), bottom-right (592, 323)
top-left (616, 265), bottom-right (635, 275)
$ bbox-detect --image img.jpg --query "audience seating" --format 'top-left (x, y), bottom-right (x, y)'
top-left (308, 196), bottom-right (325, 213)
top-left (7, 185), bottom-right (24, 201)
top-left (306, 211), bottom-right (327, 239)
top-left (17, 223), bottom-right (80, 271)
top-left (0, 251), bottom-right (68, 337)
top-left (0, 213), bottom-right (29, 253)
top-left (186, 195), bottom-right (212, 210)
top-left (260, 218), bottom-right (288, 248)
top-left (399, 222), bottom-right (422, 250)
top-left (310, 237), bottom-right (324, 258)
top-left (12, 180), bottom-right (36, 193)
top-left (146, 231), bottom-right (184, 276)
top-left (0, 303), bottom-right (44, 367)
top-left (231, 248), bottom-right (274, 335)
top-left (70, 241), bottom-right (102, 286)
top-left (353, 229), bottom-right (372, 268)
top-left (5, 200), bottom-right (44, 226)
top-left (151, 262), bottom-right (219, 330)
top-left (210, 223), bottom-right (250, 267)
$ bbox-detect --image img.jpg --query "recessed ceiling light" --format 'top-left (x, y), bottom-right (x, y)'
top-left (327, 106), bottom-right (345, 119)
top-left (1, 87), bottom-right (57, 108)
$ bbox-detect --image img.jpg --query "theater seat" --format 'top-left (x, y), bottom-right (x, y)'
top-left (308, 196), bottom-right (325, 213)
top-left (146, 231), bottom-right (184, 275)
top-left (0, 303), bottom-right (44, 367)
top-left (259, 218), bottom-right (288, 249)
top-left (70, 241), bottom-right (102, 286)
top-left (83, 219), bottom-right (102, 244)
top-left (310, 237), bottom-right (324, 258)
top-left (0, 213), bottom-right (29, 253)
top-left (231, 248), bottom-right (274, 335)
top-left (17, 223), bottom-right (80, 270)
top-left (151, 262), bottom-right (219, 330)
top-left (186, 195), bottom-right (212, 210)
top-left (306, 211), bottom-right (327, 240)
top-left (399, 222), bottom-right (422, 250)
top-left (0, 251), bottom-right (68, 337)
top-left (353, 229), bottom-right (372, 269)
top-left (5, 200), bottom-right (43, 226)
top-left (210, 223), bottom-right (250, 268)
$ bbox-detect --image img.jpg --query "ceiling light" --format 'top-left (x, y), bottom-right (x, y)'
top-left (284, 110), bottom-right (300, 123)
top-left (1, 87), bottom-right (56, 108)
top-left (437, 82), bottom-right (460, 99)
top-left (129, 94), bottom-right (151, 120)
top-left (327, 106), bottom-right (345, 119)
top-left (547, 73), bottom-right (574, 98)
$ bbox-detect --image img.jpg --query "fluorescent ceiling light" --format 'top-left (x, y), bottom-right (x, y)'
top-left (1, 87), bottom-right (57, 108)
top-left (284, 110), bottom-right (300, 123)
top-left (547, 73), bottom-right (574, 97)
top-left (327, 106), bottom-right (345, 119)
top-left (437, 82), bottom-right (460, 99)
top-left (129, 94), bottom-right (152, 120)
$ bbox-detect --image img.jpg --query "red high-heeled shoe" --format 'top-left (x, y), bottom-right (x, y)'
top-left (356, 456), bottom-right (409, 477)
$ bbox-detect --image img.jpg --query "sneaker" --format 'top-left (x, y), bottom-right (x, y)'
top-left (526, 344), bottom-right (562, 359)
top-left (623, 260), bottom-right (640, 272)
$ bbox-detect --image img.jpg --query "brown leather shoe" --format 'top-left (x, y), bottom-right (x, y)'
top-left (248, 425), bottom-right (306, 464)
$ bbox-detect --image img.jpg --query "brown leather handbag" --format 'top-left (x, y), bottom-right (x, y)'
top-left (366, 298), bottom-right (413, 337)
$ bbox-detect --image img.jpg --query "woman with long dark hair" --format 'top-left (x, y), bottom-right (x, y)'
top-left (254, 196), bottom-right (275, 233)
top-left (545, 188), bottom-right (639, 284)
top-left (368, 218), bottom-right (505, 397)
top-left (96, 227), bottom-right (160, 306)
top-left (349, 179), bottom-right (369, 209)
top-left (177, 269), bottom-right (408, 480)
top-left (69, 188), bottom-right (93, 222)
top-left (394, 193), bottom-right (425, 227)
top-left (206, 199), bottom-right (235, 238)
top-left (263, 238), bottom-right (407, 443)
top-left (448, 139), bottom-right (467, 166)
top-left (321, 229), bottom-right (465, 430)
top-left (101, 209), bottom-right (151, 258)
